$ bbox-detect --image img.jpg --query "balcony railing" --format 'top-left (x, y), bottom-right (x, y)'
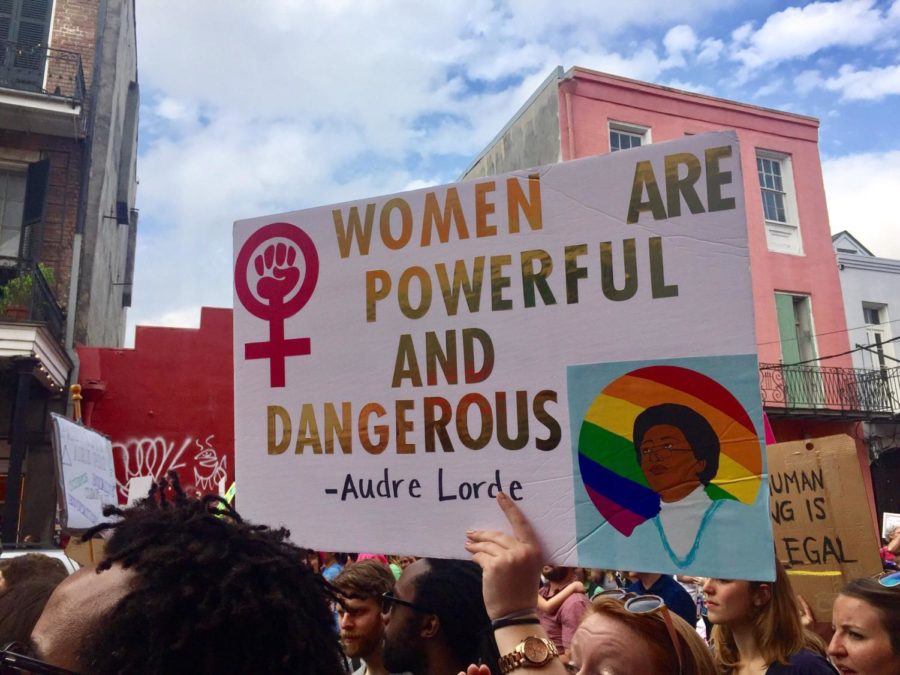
top-left (0, 257), bottom-right (65, 343)
top-left (0, 39), bottom-right (84, 103)
top-left (760, 362), bottom-right (900, 417)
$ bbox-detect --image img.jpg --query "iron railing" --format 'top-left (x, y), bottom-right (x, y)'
top-left (760, 362), bottom-right (900, 417)
top-left (0, 257), bottom-right (65, 343)
top-left (0, 39), bottom-right (84, 103)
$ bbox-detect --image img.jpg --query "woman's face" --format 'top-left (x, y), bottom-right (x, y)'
top-left (638, 424), bottom-right (706, 503)
top-left (828, 594), bottom-right (900, 675)
top-left (701, 578), bottom-right (758, 627)
top-left (568, 612), bottom-right (658, 674)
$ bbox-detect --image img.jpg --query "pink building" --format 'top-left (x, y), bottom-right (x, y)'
top-left (462, 67), bottom-right (879, 514)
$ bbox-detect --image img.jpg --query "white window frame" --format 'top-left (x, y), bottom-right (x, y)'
top-left (862, 303), bottom-right (894, 371)
top-left (608, 121), bottom-right (650, 153)
top-left (757, 149), bottom-right (802, 255)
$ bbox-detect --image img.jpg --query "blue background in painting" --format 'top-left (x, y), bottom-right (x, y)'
top-left (567, 354), bottom-right (775, 581)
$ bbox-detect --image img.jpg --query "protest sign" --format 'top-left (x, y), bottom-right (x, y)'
top-left (883, 511), bottom-right (900, 539)
top-left (768, 434), bottom-right (882, 621)
top-left (50, 413), bottom-right (117, 532)
top-left (233, 130), bottom-right (771, 578)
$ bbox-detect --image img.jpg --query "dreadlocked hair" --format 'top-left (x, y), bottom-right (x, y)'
top-left (77, 471), bottom-right (345, 675)
top-left (414, 558), bottom-right (500, 672)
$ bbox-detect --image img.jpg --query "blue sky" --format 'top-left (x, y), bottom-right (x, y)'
top-left (129, 0), bottom-right (900, 342)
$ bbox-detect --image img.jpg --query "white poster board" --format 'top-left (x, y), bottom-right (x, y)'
top-left (50, 413), bottom-right (117, 532)
top-left (233, 131), bottom-right (772, 578)
top-left (883, 511), bottom-right (900, 539)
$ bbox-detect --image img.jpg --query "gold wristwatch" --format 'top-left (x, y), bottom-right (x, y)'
top-left (498, 636), bottom-right (559, 673)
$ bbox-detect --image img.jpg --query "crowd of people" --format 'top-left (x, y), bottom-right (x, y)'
top-left (0, 473), bottom-right (897, 675)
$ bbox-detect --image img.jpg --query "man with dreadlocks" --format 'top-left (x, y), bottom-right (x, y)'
top-left (29, 472), bottom-right (346, 674)
top-left (382, 557), bottom-right (499, 674)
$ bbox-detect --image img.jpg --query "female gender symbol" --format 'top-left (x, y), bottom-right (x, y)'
top-left (235, 222), bottom-right (319, 388)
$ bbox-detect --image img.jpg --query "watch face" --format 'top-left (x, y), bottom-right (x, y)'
top-left (523, 636), bottom-right (550, 662)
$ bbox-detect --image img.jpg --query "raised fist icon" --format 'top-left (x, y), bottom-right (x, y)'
top-left (254, 241), bottom-right (301, 303)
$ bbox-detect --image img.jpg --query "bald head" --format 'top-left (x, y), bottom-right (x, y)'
top-left (31, 564), bottom-right (136, 671)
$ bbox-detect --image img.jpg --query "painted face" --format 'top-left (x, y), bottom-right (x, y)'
top-left (338, 596), bottom-right (385, 660)
top-left (701, 578), bottom-right (757, 627)
top-left (828, 595), bottom-right (900, 675)
top-left (568, 612), bottom-right (658, 674)
top-left (638, 424), bottom-right (706, 502)
top-left (382, 559), bottom-right (429, 674)
top-left (31, 563), bottom-right (136, 671)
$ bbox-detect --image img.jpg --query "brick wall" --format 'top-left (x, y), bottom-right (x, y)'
top-left (50, 0), bottom-right (99, 117)
top-left (0, 130), bottom-right (83, 308)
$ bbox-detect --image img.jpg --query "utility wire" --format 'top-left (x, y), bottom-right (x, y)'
top-left (756, 316), bottom-right (900, 348)
top-left (763, 334), bottom-right (900, 368)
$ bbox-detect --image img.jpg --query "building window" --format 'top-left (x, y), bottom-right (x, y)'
top-left (0, 168), bottom-right (26, 258)
top-left (757, 150), bottom-right (801, 255)
top-left (775, 293), bottom-right (817, 364)
top-left (609, 122), bottom-right (649, 152)
top-left (862, 303), bottom-right (893, 371)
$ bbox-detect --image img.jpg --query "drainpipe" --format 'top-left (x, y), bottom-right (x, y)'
top-left (559, 74), bottom-right (576, 161)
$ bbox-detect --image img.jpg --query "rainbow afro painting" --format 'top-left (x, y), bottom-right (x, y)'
top-left (577, 364), bottom-right (762, 537)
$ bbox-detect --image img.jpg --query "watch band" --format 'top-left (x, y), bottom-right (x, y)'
top-left (498, 636), bottom-right (558, 673)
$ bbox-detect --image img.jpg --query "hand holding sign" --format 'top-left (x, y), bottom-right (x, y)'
top-left (465, 492), bottom-right (544, 620)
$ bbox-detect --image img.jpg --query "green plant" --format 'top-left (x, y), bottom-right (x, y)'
top-left (0, 264), bottom-right (55, 314)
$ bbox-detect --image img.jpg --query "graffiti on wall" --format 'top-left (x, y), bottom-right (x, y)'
top-left (112, 434), bottom-right (229, 502)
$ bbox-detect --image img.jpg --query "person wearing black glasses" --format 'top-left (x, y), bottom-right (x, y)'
top-left (382, 557), bottom-right (499, 675)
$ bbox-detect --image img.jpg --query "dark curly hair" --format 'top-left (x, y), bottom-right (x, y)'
top-left (633, 403), bottom-right (720, 485)
top-left (413, 558), bottom-right (500, 671)
top-left (77, 472), bottom-right (345, 675)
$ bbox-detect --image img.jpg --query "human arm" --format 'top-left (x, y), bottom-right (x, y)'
top-left (537, 580), bottom-right (585, 613)
top-left (465, 492), bottom-right (568, 675)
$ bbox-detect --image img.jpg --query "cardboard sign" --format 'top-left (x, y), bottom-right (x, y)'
top-left (50, 413), bottom-right (117, 532)
top-left (233, 131), bottom-right (772, 578)
top-left (768, 434), bottom-right (882, 621)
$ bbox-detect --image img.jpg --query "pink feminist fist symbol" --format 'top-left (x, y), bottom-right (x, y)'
top-left (235, 222), bottom-right (319, 388)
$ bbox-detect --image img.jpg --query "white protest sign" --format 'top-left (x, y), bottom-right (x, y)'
top-left (883, 512), bottom-right (900, 539)
top-left (234, 131), bottom-right (772, 578)
top-left (50, 413), bottom-right (117, 532)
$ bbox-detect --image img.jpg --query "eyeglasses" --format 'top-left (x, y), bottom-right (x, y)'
top-left (0, 642), bottom-right (80, 675)
top-left (381, 591), bottom-right (434, 616)
top-left (876, 571), bottom-right (900, 588)
top-left (625, 596), bottom-right (684, 675)
top-left (639, 444), bottom-right (694, 460)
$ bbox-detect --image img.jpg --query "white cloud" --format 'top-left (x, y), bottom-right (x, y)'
top-left (823, 63), bottom-right (900, 100)
top-left (664, 25), bottom-right (698, 55)
top-left (732, 0), bottom-right (897, 71)
top-left (794, 69), bottom-right (825, 94)
top-left (823, 150), bottom-right (900, 258)
top-left (697, 38), bottom-right (724, 63)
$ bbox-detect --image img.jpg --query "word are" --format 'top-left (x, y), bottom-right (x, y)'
top-left (626, 146), bottom-right (736, 223)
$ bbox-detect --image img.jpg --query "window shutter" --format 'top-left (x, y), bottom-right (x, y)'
top-left (18, 157), bottom-right (48, 261)
top-left (13, 0), bottom-right (50, 72)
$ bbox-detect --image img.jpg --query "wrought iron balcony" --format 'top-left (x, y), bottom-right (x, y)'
top-left (0, 257), bottom-right (65, 343)
top-left (760, 362), bottom-right (900, 418)
top-left (0, 38), bottom-right (84, 103)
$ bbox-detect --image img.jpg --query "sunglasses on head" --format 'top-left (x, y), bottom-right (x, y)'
top-left (0, 642), bottom-right (80, 675)
top-left (592, 594), bottom-right (684, 675)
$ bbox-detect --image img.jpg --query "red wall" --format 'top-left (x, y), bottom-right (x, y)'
top-left (77, 307), bottom-right (234, 502)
